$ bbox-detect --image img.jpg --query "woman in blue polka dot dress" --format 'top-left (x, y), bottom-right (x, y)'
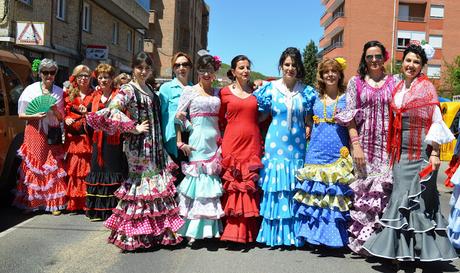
top-left (293, 58), bottom-right (353, 248)
top-left (254, 47), bottom-right (315, 247)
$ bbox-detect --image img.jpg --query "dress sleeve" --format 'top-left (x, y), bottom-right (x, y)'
top-left (175, 87), bottom-right (197, 131)
top-left (86, 83), bottom-right (136, 135)
top-left (335, 77), bottom-right (363, 126)
top-left (253, 82), bottom-right (273, 114)
top-left (301, 85), bottom-right (316, 116)
top-left (424, 106), bottom-right (455, 145)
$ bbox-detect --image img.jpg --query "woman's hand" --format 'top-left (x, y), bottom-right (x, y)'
top-left (351, 142), bottom-right (366, 168)
top-left (177, 142), bottom-right (195, 157)
top-left (78, 104), bottom-right (88, 115)
top-left (32, 112), bottom-right (47, 120)
top-left (65, 118), bottom-right (75, 126)
top-left (175, 111), bottom-right (187, 121)
top-left (132, 120), bottom-right (149, 134)
top-left (429, 154), bottom-right (441, 170)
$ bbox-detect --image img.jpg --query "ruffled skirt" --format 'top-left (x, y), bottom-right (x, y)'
top-left (13, 122), bottom-right (67, 211)
top-left (256, 157), bottom-right (304, 247)
top-left (348, 162), bottom-right (393, 253)
top-left (293, 153), bottom-right (354, 248)
top-left (104, 162), bottom-right (184, 251)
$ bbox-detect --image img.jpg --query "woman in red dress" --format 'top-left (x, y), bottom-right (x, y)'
top-left (64, 65), bottom-right (94, 212)
top-left (219, 55), bottom-right (263, 243)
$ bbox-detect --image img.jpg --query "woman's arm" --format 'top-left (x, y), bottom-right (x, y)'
top-left (348, 120), bottom-right (365, 168)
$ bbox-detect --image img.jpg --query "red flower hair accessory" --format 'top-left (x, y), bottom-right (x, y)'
top-left (69, 75), bottom-right (78, 88)
top-left (384, 50), bottom-right (390, 62)
top-left (213, 56), bottom-right (222, 71)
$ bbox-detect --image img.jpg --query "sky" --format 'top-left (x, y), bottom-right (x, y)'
top-left (206, 0), bottom-right (324, 77)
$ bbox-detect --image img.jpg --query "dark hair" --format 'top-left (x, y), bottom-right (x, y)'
top-left (227, 55), bottom-right (252, 81)
top-left (132, 51), bottom-right (154, 69)
top-left (316, 58), bottom-right (346, 96)
top-left (403, 44), bottom-right (428, 67)
top-left (278, 47), bottom-right (305, 79)
top-left (196, 54), bottom-right (215, 71)
top-left (358, 40), bottom-right (387, 79)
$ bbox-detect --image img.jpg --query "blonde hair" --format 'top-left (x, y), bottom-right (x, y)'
top-left (68, 65), bottom-right (91, 101)
top-left (316, 58), bottom-right (346, 97)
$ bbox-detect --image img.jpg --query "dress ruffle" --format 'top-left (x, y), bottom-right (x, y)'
top-left (178, 194), bottom-right (224, 219)
top-left (335, 108), bottom-right (364, 127)
top-left (14, 142), bottom-right (67, 212)
top-left (362, 174), bottom-right (458, 261)
top-left (348, 167), bottom-right (393, 253)
top-left (181, 152), bottom-right (222, 177)
top-left (85, 171), bottom-right (124, 221)
top-left (444, 157), bottom-right (459, 188)
top-left (257, 218), bottom-right (302, 247)
top-left (449, 185), bottom-right (460, 248)
top-left (296, 154), bottom-right (354, 184)
top-left (221, 154), bottom-right (263, 190)
top-left (87, 108), bottom-right (135, 135)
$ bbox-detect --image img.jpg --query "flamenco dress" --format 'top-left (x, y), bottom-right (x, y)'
top-left (335, 75), bottom-right (396, 253)
top-left (253, 79), bottom-right (315, 247)
top-left (448, 128), bottom-right (460, 248)
top-left (13, 82), bottom-right (67, 212)
top-left (64, 91), bottom-right (93, 211)
top-left (87, 83), bottom-right (183, 250)
top-left (293, 94), bottom-right (353, 248)
top-left (85, 88), bottom-right (128, 221)
top-left (219, 86), bottom-right (263, 243)
top-left (175, 86), bottom-right (224, 240)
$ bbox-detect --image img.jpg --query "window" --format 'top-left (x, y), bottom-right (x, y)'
top-left (397, 30), bottom-right (425, 49)
top-left (138, 38), bottom-right (143, 52)
top-left (56, 0), bottom-right (66, 20)
top-left (427, 65), bottom-right (441, 78)
top-left (112, 22), bottom-right (119, 44)
top-left (127, 31), bottom-right (132, 52)
top-left (18, 0), bottom-right (32, 5)
top-left (429, 35), bottom-right (443, 49)
top-left (398, 4), bottom-right (409, 20)
top-left (430, 5), bottom-right (444, 18)
top-left (82, 2), bottom-right (91, 32)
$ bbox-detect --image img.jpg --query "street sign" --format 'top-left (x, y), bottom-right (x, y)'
top-left (16, 21), bottom-right (45, 46)
top-left (85, 45), bottom-right (109, 60)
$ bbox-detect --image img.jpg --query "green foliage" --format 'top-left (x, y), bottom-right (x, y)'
top-left (214, 62), bottom-right (268, 87)
top-left (385, 58), bottom-right (403, 78)
top-left (444, 56), bottom-right (460, 95)
top-left (302, 40), bottom-right (318, 86)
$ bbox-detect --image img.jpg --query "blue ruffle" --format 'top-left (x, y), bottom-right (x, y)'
top-left (295, 180), bottom-right (354, 198)
top-left (259, 158), bottom-right (304, 192)
top-left (256, 218), bottom-right (304, 247)
top-left (294, 203), bottom-right (350, 248)
top-left (448, 186), bottom-right (460, 248)
top-left (253, 82), bottom-right (273, 114)
top-left (260, 190), bottom-right (294, 219)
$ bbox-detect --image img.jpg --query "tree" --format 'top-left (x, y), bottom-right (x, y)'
top-left (302, 40), bottom-right (318, 86)
top-left (443, 56), bottom-right (460, 96)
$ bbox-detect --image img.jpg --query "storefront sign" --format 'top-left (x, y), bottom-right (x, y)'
top-left (85, 45), bottom-right (108, 60)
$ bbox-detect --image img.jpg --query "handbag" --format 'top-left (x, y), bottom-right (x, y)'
top-left (47, 126), bottom-right (63, 145)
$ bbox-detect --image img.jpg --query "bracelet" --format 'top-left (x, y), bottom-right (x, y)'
top-left (177, 142), bottom-right (185, 150)
top-left (351, 136), bottom-right (360, 143)
top-left (430, 154), bottom-right (439, 157)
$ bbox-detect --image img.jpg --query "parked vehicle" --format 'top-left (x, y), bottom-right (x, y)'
top-left (0, 50), bottom-right (31, 206)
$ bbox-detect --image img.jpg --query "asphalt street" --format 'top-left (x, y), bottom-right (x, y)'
top-left (0, 163), bottom-right (459, 273)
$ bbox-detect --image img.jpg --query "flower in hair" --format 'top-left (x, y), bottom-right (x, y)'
top-left (69, 75), bottom-right (78, 88)
top-left (335, 57), bottom-right (347, 70)
top-left (384, 50), bottom-right (390, 62)
top-left (31, 59), bottom-right (41, 72)
top-left (213, 55), bottom-right (222, 71)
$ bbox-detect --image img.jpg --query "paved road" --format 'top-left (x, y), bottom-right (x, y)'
top-left (0, 164), bottom-right (459, 273)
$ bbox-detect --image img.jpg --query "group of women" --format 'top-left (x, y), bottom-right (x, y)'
top-left (13, 40), bottom-right (460, 264)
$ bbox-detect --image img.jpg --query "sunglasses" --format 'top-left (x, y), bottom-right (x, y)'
top-left (41, 70), bottom-right (57, 76)
top-left (365, 54), bottom-right (384, 61)
top-left (197, 69), bottom-right (215, 75)
top-left (174, 62), bottom-right (191, 69)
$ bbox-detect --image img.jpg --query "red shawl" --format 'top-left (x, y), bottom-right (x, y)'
top-left (387, 75), bottom-right (439, 165)
top-left (91, 88), bottom-right (120, 167)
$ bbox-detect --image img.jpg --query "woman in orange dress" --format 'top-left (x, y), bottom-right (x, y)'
top-left (64, 65), bottom-right (94, 212)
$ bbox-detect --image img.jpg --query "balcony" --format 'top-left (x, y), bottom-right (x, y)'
top-left (93, 0), bottom-right (149, 29)
top-left (149, 10), bottom-right (157, 24)
top-left (398, 15), bottom-right (424, 22)
top-left (323, 11), bottom-right (344, 29)
top-left (318, 41), bottom-right (343, 57)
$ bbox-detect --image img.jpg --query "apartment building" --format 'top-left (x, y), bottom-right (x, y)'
top-left (319, 0), bottom-right (460, 87)
top-left (0, 0), bottom-right (149, 85)
top-left (147, 0), bottom-right (209, 80)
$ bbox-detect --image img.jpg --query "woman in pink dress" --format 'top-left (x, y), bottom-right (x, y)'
top-left (219, 55), bottom-right (263, 243)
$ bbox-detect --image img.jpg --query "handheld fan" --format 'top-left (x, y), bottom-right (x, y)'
top-left (25, 95), bottom-right (57, 115)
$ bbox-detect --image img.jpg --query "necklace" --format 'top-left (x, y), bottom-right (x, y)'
top-left (313, 95), bottom-right (339, 124)
top-left (40, 82), bottom-right (51, 95)
top-left (366, 74), bottom-right (386, 88)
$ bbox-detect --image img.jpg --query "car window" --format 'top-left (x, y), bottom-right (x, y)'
top-left (1, 63), bottom-right (26, 116)
top-left (0, 91), bottom-right (5, 116)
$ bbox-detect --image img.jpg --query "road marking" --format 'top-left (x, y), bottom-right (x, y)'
top-left (0, 217), bottom-right (36, 238)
